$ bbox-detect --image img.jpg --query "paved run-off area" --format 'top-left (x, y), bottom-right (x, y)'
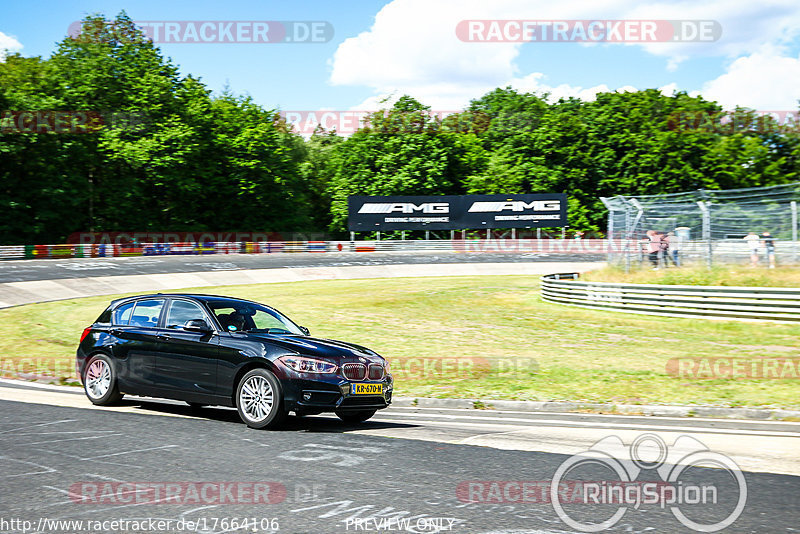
top-left (0, 252), bottom-right (603, 308)
top-left (0, 254), bottom-right (800, 534)
top-left (1, 380), bottom-right (799, 533)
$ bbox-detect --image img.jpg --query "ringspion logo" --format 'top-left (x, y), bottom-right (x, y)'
top-left (550, 434), bottom-right (746, 532)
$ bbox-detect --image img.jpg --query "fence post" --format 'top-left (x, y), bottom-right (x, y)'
top-left (623, 203), bottom-right (632, 273)
top-left (697, 201), bottom-right (712, 268)
top-left (627, 199), bottom-right (644, 273)
top-left (600, 197), bottom-right (616, 265)
top-left (792, 200), bottom-right (798, 264)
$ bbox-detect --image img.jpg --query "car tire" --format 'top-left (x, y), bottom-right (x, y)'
top-left (335, 409), bottom-right (377, 423)
top-left (83, 354), bottom-right (123, 406)
top-left (235, 368), bottom-right (286, 429)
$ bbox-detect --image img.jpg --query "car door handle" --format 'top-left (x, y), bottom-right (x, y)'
top-left (157, 334), bottom-right (171, 341)
top-left (110, 329), bottom-right (121, 336)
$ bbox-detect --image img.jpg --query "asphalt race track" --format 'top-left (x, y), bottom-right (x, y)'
top-left (2, 253), bottom-right (800, 533)
top-left (0, 251), bottom-right (604, 283)
top-left (1, 381), bottom-right (799, 533)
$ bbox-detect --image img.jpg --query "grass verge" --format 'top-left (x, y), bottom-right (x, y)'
top-left (582, 264), bottom-right (800, 287)
top-left (1, 276), bottom-right (798, 408)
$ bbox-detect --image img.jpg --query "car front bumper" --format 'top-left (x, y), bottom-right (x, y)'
top-left (279, 374), bottom-right (393, 413)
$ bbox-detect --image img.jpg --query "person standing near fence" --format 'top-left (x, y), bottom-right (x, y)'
top-left (744, 232), bottom-right (760, 266)
top-left (666, 231), bottom-right (682, 267)
top-left (657, 231), bottom-right (669, 267)
top-left (646, 230), bottom-right (661, 269)
top-left (762, 232), bottom-right (776, 268)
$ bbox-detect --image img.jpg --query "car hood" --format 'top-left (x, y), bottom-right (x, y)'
top-left (245, 334), bottom-right (382, 361)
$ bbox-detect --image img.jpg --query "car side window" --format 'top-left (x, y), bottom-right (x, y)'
top-left (112, 302), bottom-right (135, 325)
top-left (166, 300), bottom-right (207, 329)
top-left (129, 299), bottom-right (164, 328)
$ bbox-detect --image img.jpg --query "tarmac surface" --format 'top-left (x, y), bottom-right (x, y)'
top-left (2, 253), bottom-right (798, 533)
top-left (1, 380), bottom-right (798, 533)
top-left (0, 251), bottom-right (605, 283)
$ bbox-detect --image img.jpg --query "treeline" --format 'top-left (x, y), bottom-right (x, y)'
top-left (1, 13), bottom-right (799, 244)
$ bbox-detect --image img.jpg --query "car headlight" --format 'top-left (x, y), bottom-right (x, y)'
top-left (383, 359), bottom-right (391, 375)
top-left (279, 355), bottom-right (338, 374)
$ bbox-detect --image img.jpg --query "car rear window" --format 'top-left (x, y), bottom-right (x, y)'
top-left (128, 299), bottom-right (164, 328)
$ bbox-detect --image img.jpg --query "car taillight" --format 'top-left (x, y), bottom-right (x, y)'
top-left (80, 327), bottom-right (92, 343)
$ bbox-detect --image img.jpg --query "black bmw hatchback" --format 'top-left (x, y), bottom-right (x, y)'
top-left (76, 294), bottom-right (393, 428)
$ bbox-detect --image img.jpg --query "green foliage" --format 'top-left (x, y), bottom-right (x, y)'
top-left (1, 13), bottom-right (799, 242)
top-left (0, 12), bottom-right (314, 243)
top-left (326, 97), bottom-right (490, 231)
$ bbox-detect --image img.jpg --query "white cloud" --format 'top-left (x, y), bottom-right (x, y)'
top-left (626, 0), bottom-right (800, 64)
top-left (331, 0), bottom-right (800, 111)
top-left (701, 48), bottom-right (800, 110)
top-left (509, 72), bottom-right (637, 102)
top-left (330, 0), bottom-right (523, 110)
top-left (0, 31), bottom-right (23, 60)
top-left (658, 82), bottom-right (679, 97)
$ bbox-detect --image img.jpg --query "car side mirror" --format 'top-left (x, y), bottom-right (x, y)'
top-left (183, 319), bottom-right (211, 333)
top-left (300, 326), bottom-right (310, 336)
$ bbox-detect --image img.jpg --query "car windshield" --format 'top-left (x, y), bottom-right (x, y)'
top-left (209, 301), bottom-right (304, 335)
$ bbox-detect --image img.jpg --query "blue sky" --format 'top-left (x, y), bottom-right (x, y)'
top-left (2, 0), bottom-right (800, 120)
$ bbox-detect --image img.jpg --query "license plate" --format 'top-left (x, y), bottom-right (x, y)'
top-left (351, 383), bottom-right (382, 395)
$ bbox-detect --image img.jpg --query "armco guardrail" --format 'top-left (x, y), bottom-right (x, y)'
top-left (2, 238), bottom-right (797, 261)
top-left (540, 273), bottom-right (800, 323)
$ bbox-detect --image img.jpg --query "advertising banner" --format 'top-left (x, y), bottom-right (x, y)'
top-left (348, 194), bottom-right (567, 231)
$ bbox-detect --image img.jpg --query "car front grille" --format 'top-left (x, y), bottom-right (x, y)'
top-left (368, 363), bottom-right (384, 380)
top-left (342, 363), bottom-right (367, 380)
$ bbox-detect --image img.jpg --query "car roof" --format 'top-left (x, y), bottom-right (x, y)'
top-left (109, 293), bottom-right (262, 307)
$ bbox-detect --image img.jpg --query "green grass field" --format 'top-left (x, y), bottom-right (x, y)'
top-left (2, 275), bottom-right (799, 409)
top-left (583, 264), bottom-right (800, 287)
